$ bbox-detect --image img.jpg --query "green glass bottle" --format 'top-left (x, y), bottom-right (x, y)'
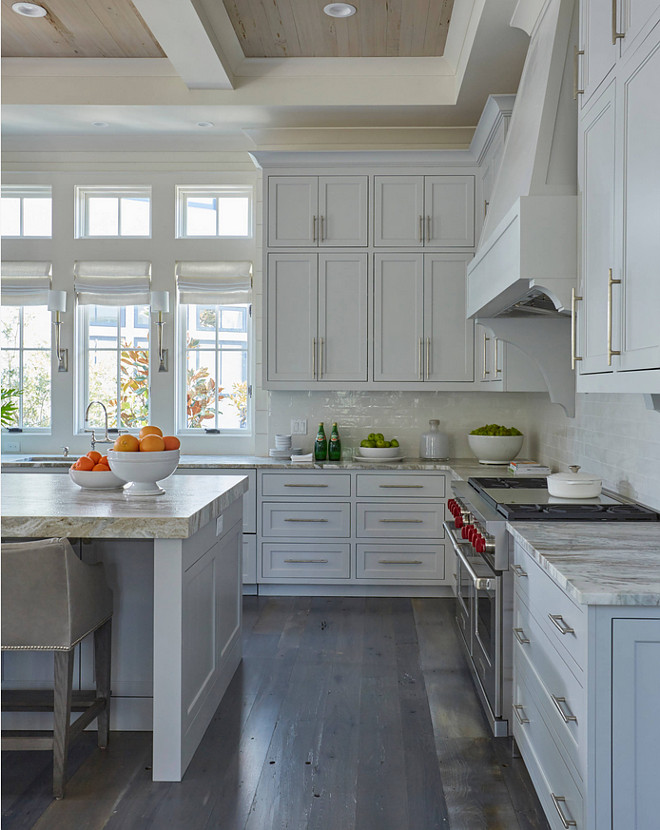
top-left (328, 422), bottom-right (341, 461)
top-left (314, 423), bottom-right (327, 461)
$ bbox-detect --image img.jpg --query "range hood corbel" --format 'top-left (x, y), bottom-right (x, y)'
top-left (477, 316), bottom-right (575, 417)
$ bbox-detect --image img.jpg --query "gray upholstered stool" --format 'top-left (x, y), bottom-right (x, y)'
top-left (1, 537), bottom-right (113, 799)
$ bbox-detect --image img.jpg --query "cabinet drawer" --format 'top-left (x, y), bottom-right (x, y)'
top-left (261, 543), bottom-right (350, 580)
top-left (356, 544), bottom-right (445, 581)
top-left (513, 661), bottom-right (583, 830)
top-left (513, 546), bottom-right (586, 676)
top-left (514, 595), bottom-right (586, 776)
top-left (260, 472), bottom-right (351, 497)
top-left (356, 502), bottom-right (445, 538)
top-left (356, 473), bottom-right (445, 498)
top-left (261, 502), bottom-right (350, 537)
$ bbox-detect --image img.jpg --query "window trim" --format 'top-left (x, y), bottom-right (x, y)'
top-left (75, 185), bottom-right (152, 239)
top-left (177, 300), bottom-right (253, 436)
top-left (175, 185), bottom-right (253, 240)
top-left (1, 185), bottom-right (53, 239)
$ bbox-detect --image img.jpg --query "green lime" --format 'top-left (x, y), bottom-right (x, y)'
top-left (390, 439), bottom-right (399, 447)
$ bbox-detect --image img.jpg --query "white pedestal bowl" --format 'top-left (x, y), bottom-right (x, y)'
top-left (107, 449), bottom-right (180, 495)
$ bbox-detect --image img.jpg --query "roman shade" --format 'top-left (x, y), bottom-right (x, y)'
top-left (1, 262), bottom-right (52, 306)
top-left (175, 261), bottom-right (252, 305)
top-left (74, 261), bottom-right (151, 306)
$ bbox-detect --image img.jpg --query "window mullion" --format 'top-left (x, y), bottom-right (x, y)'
top-left (215, 307), bottom-right (221, 430)
top-left (116, 311), bottom-right (122, 428)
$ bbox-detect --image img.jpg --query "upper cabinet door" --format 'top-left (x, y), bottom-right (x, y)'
top-left (373, 254), bottom-right (424, 381)
top-left (579, 82), bottom-right (617, 375)
top-left (267, 253), bottom-right (317, 381)
top-left (318, 254), bottom-right (368, 381)
top-left (618, 34), bottom-right (660, 372)
top-left (319, 177), bottom-right (368, 247)
top-left (425, 176), bottom-right (475, 247)
top-left (580, 0), bottom-right (618, 105)
top-left (619, 0), bottom-right (660, 59)
top-left (373, 176), bottom-right (425, 247)
top-left (424, 254), bottom-right (474, 382)
top-left (268, 177), bottom-right (318, 247)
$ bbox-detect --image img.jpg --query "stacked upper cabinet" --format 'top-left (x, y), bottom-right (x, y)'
top-left (576, 2), bottom-right (660, 391)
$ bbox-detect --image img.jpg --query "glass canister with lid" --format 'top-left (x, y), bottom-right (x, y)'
top-left (419, 419), bottom-right (449, 460)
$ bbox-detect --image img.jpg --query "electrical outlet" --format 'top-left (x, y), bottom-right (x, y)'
top-left (4, 440), bottom-right (20, 453)
top-left (291, 419), bottom-right (307, 435)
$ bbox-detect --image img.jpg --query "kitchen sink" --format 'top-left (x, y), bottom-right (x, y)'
top-left (24, 455), bottom-right (74, 462)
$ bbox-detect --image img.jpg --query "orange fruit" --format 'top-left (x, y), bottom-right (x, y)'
top-left (76, 456), bottom-right (95, 471)
top-left (87, 450), bottom-right (102, 464)
top-left (113, 434), bottom-right (139, 452)
top-left (139, 434), bottom-right (165, 452)
top-left (99, 455), bottom-right (109, 466)
top-left (92, 463), bottom-right (111, 471)
top-left (163, 435), bottom-right (180, 451)
top-left (139, 425), bottom-right (163, 440)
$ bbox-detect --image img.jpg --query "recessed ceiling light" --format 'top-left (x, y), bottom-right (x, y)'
top-left (92, 122), bottom-right (109, 128)
top-left (197, 121), bottom-right (215, 128)
top-left (11, 3), bottom-right (48, 17)
top-left (323, 3), bottom-right (357, 18)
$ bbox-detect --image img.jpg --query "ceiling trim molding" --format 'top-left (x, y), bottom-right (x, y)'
top-left (244, 127), bottom-right (475, 153)
top-left (250, 148), bottom-right (476, 168)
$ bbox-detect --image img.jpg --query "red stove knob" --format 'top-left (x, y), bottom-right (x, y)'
top-left (462, 524), bottom-right (472, 539)
top-left (475, 535), bottom-right (485, 553)
top-left (454, 515), bottom-right (463, 529)
top-left (448, 498), bottom-right (456, 514)
top-left (471, 528), bottom-right (482, 546)
top-left (467, 526), bottom-right (477, 543)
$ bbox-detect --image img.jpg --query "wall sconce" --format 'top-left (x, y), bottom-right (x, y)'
top-left (150, 290), bottom-right (170, 373)
top-left (48, 289), bottom-right (68, 372)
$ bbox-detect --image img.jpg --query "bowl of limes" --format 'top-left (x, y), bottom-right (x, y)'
top-left (467, 424), bottom-right (523, 464)
top-left (358, 433), bottom-right (401, 458)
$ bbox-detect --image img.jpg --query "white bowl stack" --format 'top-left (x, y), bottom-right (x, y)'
top-left (270, 434), bottom-right (301, 458)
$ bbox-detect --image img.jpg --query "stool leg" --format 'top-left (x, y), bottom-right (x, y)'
top-left (53, 649), bottom-right (75, 799)
top-left (94, 618), bottom-right (112, 748)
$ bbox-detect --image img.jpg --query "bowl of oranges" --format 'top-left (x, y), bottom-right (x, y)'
top-left (107, 426), bottom-right (180, 496)
top-left (69, 451), bottom-right (127, 490)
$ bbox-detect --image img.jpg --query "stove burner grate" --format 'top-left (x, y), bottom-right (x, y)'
top-left (497, 502), bottom-right (659, 521)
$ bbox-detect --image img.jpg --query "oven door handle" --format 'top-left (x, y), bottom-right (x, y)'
top-left (450, 530), bottom-right (496, 592)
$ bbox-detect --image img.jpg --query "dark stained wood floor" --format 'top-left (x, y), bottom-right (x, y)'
top-left (2, 597), bottom-right (549, 830)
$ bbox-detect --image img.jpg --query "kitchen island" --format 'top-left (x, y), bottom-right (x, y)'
top-left (1, 472), bottom-right (249, 782)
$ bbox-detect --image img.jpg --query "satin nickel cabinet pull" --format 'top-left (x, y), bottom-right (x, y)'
top-left (512, 564), bottom-right (528, 578)
top-left (284, 558), bottom-right (329, 564)
top-left (418, 337), bottom-right (424, 379)
top-left (483, 335), bottom-right (490, 378)
top-left (378, 559), bottom-right (423, 565)
top-left (551, 793), bottom-right (577, 828)
top-left (573, 46), bottom-right (585, 98)
top-left (379, 484), bottom-right (423, 489)
top-left (571, 287), bottom-right (583, 369)
top-left (319, 337), bottom-right (324, 379)
top-left (284, 518), bottom-right (329, 523)
top-left (419, 215), bottom-right (424, 243)
top-left (514, 627), bottom-right (530, 645)
top-left (284, 483), bottom-right (329, 488)
top-left (320, 215), bottom-right (325, 242)
top-left (513, 703), bottom-right (530, 725)
top-left (426, 337), bottom-right (432, 379)
top-left (607, 268), bottom-right (621, 365)
top-left (612, 0), bottom-right (625, 44)
top-left (312, 215), bottom-right (317, 242)
top-left (312, 337), bottom-right (317, 378)
top-left (378, 518), bottom-right (424, 523)
top-left (551, 694), bottom-right (578, 723)
top-left (484, 199), bottom-right (489, 217)
top-left (548, 614), bottom-right (575, 635)
top-left (494, 338), bottom-right (502, 374)
top-left (426, 215), bottom-right (432, 242)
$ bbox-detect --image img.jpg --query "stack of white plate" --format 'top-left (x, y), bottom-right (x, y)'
top-left (269, 447), bottom-right (303, 458)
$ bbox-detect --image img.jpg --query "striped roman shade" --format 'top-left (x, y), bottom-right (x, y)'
top-left (1, 262), bottom-right (52, 306)
top-left (74, 261), bottom-right (151, 306)
top-left (175, 261), bottom-right (252, 305)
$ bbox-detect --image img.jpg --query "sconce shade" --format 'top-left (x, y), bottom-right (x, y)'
top-left (47, 290), bottom-right (67, 313)
top-left (150, 290), bottom-right (170, 314)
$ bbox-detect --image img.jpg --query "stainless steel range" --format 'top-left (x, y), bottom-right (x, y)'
top-left (443, 475), bottom-right (658, 738)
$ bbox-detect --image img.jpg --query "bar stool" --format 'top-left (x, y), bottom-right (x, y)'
top-left (1, 537), bottom-right (113, 799)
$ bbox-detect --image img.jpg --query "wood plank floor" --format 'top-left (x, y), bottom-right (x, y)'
top-left (2, 597), bottom-right (549, 830)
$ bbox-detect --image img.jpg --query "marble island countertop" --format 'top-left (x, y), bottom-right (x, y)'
top-left (0, 472), bottom-right (249, 539)
top-left (507, 522), bottom-right (660, 606)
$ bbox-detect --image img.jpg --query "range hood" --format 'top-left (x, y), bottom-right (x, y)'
top-left (467, 0), bottom-right (578, 319)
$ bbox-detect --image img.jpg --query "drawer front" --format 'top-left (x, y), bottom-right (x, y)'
top-left (514, 545), bottom-right (586, 676)
top-left (513, 661), bottom-right (584, 830)
top-left (356, 502), bottom-right (445, 538)
top-left (260, 472), bottom-right (351, 497)
top-left (514, 595), bottom-right (586, 775)
top-left (356, 473), bottom-right (446, 498)
top-left (356, 543), bottom-right (445, 581)
top-left (261, 543), bottom-right (350, 580)
top-left (261, 502), bottom-right (350, 537)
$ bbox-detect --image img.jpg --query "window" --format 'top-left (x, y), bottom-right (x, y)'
top-left (75, 261), bottom-right (152, 430)
top-left (176, 186), bottom-right (252, 238)
top-left (1, 262), bottom-right (53, 430)
top-left (1, 186), bottom-right (52, 238)
top-left (176, 261), bottom-right (252, 433)
top-left (76, 186), bottom-right (151, 238)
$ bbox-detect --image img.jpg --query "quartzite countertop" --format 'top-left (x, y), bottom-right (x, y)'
top-left (507, 522), bottom-right (660, 606)
top-left (0, 472), bottom-right (249, 539)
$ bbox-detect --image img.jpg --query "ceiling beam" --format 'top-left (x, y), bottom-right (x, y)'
top-left (131, 0), bottom-right (234, 89)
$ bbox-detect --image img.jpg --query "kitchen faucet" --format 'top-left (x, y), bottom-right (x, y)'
top-left (84, 401), bottom-right (113, 452)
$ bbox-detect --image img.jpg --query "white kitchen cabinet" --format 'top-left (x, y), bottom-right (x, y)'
top-left (475, 323), bottom-right (547, 392)
top-left (579, 0), bottom-right (618, 105)
top-left (374, 175), bottom-right (475, 247)
top-left (373, 253), bottom-right (474, 384)
top-left (268, 175), bottom-right (368, 247)
top-left (577, 11), bottom-right (660, 392)
top-left (266, 252), bottom-right (368, 384)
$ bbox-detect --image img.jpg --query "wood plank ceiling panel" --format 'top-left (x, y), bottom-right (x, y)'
top-left (222, 0), bottom-right (455, 58)
top-left (1, 0), bottom-right (165, 58)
